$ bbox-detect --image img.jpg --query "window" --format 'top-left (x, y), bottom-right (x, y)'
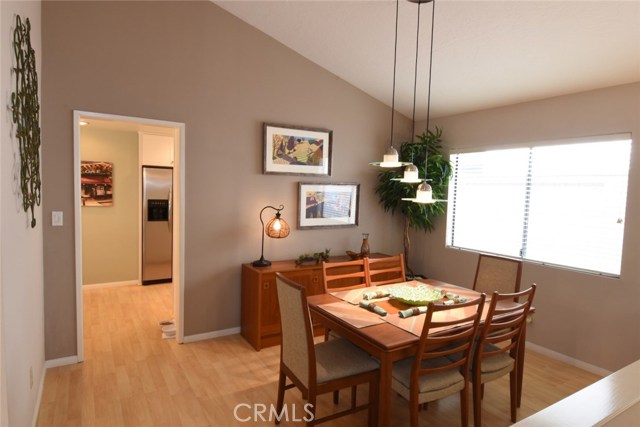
top-left (446, 134), bottom-right (632, 277)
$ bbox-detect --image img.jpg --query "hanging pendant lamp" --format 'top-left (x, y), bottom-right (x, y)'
top-left (401, 0), bottom-right (447, 204)
top-left (370, 0), bottom-right (411, 168)
top-left (393, 0), bottom-right (426, 183)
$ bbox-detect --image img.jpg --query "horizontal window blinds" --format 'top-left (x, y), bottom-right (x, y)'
top-left (446, 136), bottom-right (632, 276)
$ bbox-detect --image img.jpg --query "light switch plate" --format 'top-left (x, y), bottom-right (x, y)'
top-left (52, 211), bottom-right (63, 226)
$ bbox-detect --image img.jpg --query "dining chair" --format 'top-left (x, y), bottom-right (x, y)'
top-left (366, 254), bottom-right (406, 287)
top-left (473, 253), bottom-right (522, 295)
top-left (275, 273), bottom-right (380, 427)
top-left (321, 258), bottom-right (369, 293)
top-left (471, 284), bottom-right (536, 426)
top-left (391, 294), bottom-right (486, 427)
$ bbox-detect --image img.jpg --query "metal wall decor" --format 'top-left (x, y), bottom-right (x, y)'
top-left (10, 15), bottom-right (41, 228)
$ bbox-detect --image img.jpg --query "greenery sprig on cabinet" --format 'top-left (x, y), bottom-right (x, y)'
top-left (374, 128), bottom-right (451, 275)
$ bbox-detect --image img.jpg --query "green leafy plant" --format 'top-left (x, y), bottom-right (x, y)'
top-left (374, 127), bottom-right (452, 275)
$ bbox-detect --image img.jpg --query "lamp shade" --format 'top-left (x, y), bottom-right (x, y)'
top-left (265, 214), bottom-right (290, 238)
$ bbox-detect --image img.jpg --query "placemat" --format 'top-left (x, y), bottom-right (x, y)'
top-left (318, 301), bottom-right (387, 328)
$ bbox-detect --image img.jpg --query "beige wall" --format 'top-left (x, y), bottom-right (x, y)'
top-left (413, 83), bottom-right (640, 372)
top-left (1, 1), bottom-right (45, 426)
top-left (81, 127), bottom-right (139, 285)
top-left (41, 1), bottom-right (408, 359)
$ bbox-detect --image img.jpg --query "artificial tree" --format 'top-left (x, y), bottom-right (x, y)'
top-left (374, 127), bottom-right (451, 276)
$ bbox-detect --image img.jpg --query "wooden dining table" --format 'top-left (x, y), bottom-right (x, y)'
top-left (307, 278), bottom-right (531, 427)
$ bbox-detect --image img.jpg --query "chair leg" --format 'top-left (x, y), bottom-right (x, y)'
top-left (276, 371), bottom-right (286, 426)
top-left (410, 400), bottom-right (419, 427)
top-left (472, 379), bottom-right (482, 427)
top-left (460, 387), bottom-right (469, 427)
top-left (510, 370), bottom-right (517, 422)
top-left (307, 394), bottom-right (317, 427)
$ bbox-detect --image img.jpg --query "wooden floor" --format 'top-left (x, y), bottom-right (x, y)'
top-left (37, 283), bottom-right (601, 427)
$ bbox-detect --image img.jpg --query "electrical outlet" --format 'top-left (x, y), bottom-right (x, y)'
top-left (29, 366), bottom-right (33, 389)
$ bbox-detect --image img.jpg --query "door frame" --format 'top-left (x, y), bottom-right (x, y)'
top-left (73, 110), bottom-right (186, 360)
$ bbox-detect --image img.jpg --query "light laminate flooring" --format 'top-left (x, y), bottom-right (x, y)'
top-left (37, 283), bottom-right (601, 427)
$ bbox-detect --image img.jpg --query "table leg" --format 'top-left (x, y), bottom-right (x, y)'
top-left (377, 352), bottom-right (393, 427)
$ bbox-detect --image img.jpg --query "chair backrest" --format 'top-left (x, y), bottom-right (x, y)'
top-left (275, 272), bottom-right (315, 389)
top-left (414, 295), bottom-right (486, 384)
top-left (366, 254), bottom-right (406, 287)
top-left (473, 254), bottom-right (522, 294)
top-left (475, 285), bottom-right (536, 366)
top-left (321, 259), bottom-right (369, 293)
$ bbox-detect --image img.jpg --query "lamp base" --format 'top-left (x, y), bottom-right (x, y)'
top-left (252, 257), bottom-right (272, 267)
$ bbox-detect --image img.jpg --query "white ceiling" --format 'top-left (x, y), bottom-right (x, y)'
top-left (213, 0), bottom-right (640, 120)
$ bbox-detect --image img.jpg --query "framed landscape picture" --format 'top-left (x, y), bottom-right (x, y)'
top-left (264, 123), bottom-right (332, 176)
top-left (298, 182), bottom-right (359, 229)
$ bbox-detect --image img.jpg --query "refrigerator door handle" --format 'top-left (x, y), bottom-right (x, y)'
top-left (168, 188), bottom-right (173, 233)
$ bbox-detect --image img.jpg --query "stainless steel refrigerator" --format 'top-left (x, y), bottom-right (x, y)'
top-left (142, 166), bottom-right (173, 285)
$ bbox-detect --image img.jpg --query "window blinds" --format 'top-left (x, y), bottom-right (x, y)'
top-left (446, 135), bottom-right (632, 276)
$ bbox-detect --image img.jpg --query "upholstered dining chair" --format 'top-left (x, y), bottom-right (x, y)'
top-left (391, 294), bottom-right (486, 427)
top-left (322, 258), bottom-right (369, 293)
top-left (275, 273), bottom-right (379, 427)
top-left (473, 254), bottom-right (522, 295)
top-left (366, 254), bottom-right (406, 287)
top-left (471, 285), bottom-right (536, 426)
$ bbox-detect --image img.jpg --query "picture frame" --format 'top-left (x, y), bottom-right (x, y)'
top-left (264, 123), bottom-right (332, 176)
top-left (298, 182), bottom-right (359, 229)
top-left (80, 161), bottom-right (113, 206)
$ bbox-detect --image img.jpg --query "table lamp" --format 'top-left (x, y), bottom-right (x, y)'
top-left (252, 204), bottom-right (290, 267)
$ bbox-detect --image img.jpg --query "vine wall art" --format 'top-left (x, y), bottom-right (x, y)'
top-left (10, 14), bottom-right (41, 228)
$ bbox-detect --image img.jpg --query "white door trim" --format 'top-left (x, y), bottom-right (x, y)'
top-left (73, 111), bottom-right (186, 361)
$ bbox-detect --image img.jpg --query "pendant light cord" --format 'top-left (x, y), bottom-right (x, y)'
top-left (411, 2), bottom-right (421, 142)
top-left (424, 0), bottom-right (436, 176)
top-left (389, 0), bottom-right (399, 147)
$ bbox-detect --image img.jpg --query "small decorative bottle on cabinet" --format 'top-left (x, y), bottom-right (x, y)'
top-left (360, 233), bottom-right (370, 258)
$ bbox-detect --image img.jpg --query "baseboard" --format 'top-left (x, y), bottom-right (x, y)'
top-left (526, 341), bottom-right (612, 377)
top-left (182, 327), bottom-right (241, 343)
top-left (83, 280), bottom-right (139, 288)
top-left (44, 355), bottom-right (80, 369)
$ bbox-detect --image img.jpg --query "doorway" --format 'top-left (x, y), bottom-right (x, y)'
top-left (73, 111), bottom-right (185, 361)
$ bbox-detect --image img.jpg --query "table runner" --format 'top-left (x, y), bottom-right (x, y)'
top-left (328, 280), bottom-right (483, 336)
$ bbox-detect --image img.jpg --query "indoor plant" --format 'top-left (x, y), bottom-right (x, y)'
top-left (374, 127), bottom-right (452, 276)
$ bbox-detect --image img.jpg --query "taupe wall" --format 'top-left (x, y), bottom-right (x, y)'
top-left (81, 127), bottom-right (139, 285)
top-left (42, 1), bottom-right (407, 359)
top-left (413, 83), bottom-right (640, 372)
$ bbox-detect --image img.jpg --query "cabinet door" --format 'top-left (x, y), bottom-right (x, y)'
top-left (283, 269), bottom-right (323, 296)
top-left (259, 273), bottom-right (280, 336)
top-left (260, 268), bottom-right (323, 336)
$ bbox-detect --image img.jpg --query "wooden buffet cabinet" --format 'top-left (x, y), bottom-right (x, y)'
top-left (241, 254), bottom-right (387, 351)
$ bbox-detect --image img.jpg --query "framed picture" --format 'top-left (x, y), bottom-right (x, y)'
top-left (298, 182), bottom-right (359, 229)
top-left (264, 123), bottom-right (332, 176)
top-left (80, 161), bottom-right (113, 206)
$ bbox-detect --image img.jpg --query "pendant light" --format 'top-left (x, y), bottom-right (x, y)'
top-left (402, 0), bottom-right (447, 205)
top-left (393, 0), bottom-right (426, 184)
top-left (370, 0), bottom-right (411, 168)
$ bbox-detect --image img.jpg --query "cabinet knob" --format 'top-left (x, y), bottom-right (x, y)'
top-left (263, 281), bottom-right (270, 289)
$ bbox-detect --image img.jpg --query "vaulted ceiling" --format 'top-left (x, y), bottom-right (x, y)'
top-left (214, 0), bottom-right (640, 120)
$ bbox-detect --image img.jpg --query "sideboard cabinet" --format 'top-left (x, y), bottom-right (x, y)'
top-left (241, 254), bottom-right (388, 351)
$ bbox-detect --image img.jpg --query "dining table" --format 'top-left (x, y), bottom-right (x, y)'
top-left (307, 278), bottom-right (531, 427)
